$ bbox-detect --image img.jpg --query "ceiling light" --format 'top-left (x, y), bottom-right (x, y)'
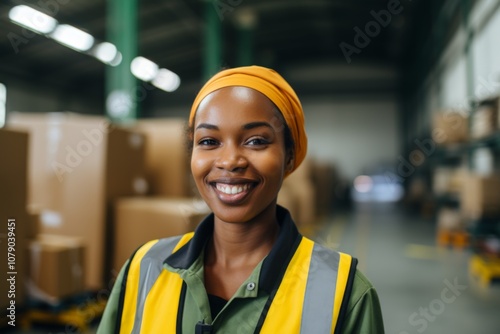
top-left (130, 57), bottom-right (159, 82)
top-left (9, 5), bottom-right (57, 34)
top-left (50, 24), bottom-right (95, 52)
top-left (0, 83), bottom-right (5, 128)
top-left (0, 83), bottom-right (6, 102)
top-left (93, 42), bottom-right (120, 65)
top-left (152, 69), bottom-right (181, 92)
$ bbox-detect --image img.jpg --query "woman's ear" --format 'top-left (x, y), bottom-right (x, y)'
top-left (285, 152), bottom-right (295, 173)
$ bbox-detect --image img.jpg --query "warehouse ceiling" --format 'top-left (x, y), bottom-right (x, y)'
top-left (0, 0), bottom-right (437, 105)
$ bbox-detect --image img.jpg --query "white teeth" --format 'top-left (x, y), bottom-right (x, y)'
top-left (216, 183), bottom-right (252, 195)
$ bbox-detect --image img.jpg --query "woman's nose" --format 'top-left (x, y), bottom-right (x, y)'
top-left (215, 144), bottom-right (248, 172)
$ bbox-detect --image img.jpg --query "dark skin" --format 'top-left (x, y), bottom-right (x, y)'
top-left (191, 86), bottom-right (294, 300)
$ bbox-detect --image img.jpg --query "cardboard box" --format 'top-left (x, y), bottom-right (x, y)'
top-left (113, 197), bottom-right (210, 272)
top-left (310, 160), bottom-right (338, 218)
top-left (432, 112), bottom-right (468, 145)
top-left (134, 119), bottom-right (194, 197)
top-left (437, 208), bottom-right (464, 231)
top-left (433, 167), bottom-right (466, 196)
top-left (0, 129), bottom-right (28, 212)
top-left (26, 205), bottom-right (42, 240)
top-left (461, 173), bottom-right (500, 219)
top-left (282, 159), bottom-right (316, 227)
top-left (27, 235), bottom-right (85, 303)
top-left (471, 104), bottom-right (497, 139)
top-left (0, 129), bottom-right (30, 309)
top-left (7, 112), bottom-right (148, 290)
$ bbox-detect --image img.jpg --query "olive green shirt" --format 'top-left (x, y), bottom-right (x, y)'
top-left (98, 207), bottom-right (384, 333)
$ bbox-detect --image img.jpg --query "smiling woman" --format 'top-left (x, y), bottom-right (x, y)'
top-left (97, 66), bottom-right (385, 334)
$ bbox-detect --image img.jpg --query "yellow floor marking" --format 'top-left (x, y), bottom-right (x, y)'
top-left (404, 244), bottom-right (448, 260)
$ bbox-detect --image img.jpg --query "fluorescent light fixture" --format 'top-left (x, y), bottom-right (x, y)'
top-left (0, 83), bottom-right (5, 128)
top-left (0, 83), bottom-right (6, 102)
top-left (130, 57), bottom-right (159, 81)
top-left (152, 69), bottom-right (181, 92)
top-left (93, 42), bottom-right (120, 65)
top-left (9, 5), bottom-right (58, 34)
top-left (50, 24), bottom-right (95, 52)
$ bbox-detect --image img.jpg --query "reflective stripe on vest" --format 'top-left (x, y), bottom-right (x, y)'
top-left (258, 238), bottom-right (353, 333)
top-left (120, 233), bottom-right (194, 334)
top-left (118, 234), bottom-right (354, 333)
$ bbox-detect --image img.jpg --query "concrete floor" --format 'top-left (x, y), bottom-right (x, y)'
top-left (311, 202), bottom-right (500, 334)
top-left (6, 202), bottom-right (500, 333)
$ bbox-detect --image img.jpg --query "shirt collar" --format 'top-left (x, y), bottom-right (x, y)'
top-left (164, 205), bottom-right (303, 293)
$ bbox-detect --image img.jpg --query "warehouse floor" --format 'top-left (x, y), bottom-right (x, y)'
top-left (314, 202), bottom-right (500, 334)
top-left (7, 202), bottom-right (500, 334)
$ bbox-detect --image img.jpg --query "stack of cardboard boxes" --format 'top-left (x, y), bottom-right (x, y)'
top-left (431, 111), bottom-right (470, 244)
top-left (431, 102), bottom-right (500, 248)
top-left (5, 112), bottom-right (149, 303)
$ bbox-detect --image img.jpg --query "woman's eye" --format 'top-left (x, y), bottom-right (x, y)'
top-left (246, 138), bottom-right (269, 146)
top-left (198, 139), bottom-right (218, 146)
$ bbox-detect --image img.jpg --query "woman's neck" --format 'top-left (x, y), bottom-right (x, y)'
top-left (206, 205), bottom-right (280, 270)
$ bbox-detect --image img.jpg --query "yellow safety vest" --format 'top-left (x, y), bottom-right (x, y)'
top-left (114, 233), bottom-right (357, 334)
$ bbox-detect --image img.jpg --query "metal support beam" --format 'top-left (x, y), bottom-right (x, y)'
top-left (106, 0), bottom-right (138, 122)
top-left (203, 1), bottom-right (222, 81)
top-left (236, 9), bottom-right (257, 67)
top-left (461, 0), bottom-right (475, 106)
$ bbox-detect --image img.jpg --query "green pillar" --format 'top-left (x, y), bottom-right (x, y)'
top-left (106, 0), bottom-right (138, 122)
top-left (204, 0), bottom-right (222, 81)
top-left (236, 9), bottom-right (257, 67)
top-left (461, 0), bottom-right (475, 104)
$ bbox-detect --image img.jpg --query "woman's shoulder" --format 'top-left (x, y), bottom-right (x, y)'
top-left (348, 269), bottom-right (381, 311)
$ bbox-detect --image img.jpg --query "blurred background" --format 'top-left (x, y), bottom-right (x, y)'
top-left (1, 0), bottom-right (500, 333)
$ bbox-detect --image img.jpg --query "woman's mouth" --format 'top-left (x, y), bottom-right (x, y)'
top-left (211, 182), bottom-right (256, 204)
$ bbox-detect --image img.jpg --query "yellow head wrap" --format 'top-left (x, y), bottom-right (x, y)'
top-left (189, 65), bottom-right (307, 175)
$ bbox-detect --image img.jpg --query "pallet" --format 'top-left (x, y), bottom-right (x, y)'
top-left (469, 255), bottom-right (500, 287)
top-left (437, 229), bottom-right (469, 248)
top-left (20, 293), bottom-right (107, 333)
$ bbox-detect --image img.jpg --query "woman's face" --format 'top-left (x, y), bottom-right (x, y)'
top-left (191, 86), bottom-right (291, 224)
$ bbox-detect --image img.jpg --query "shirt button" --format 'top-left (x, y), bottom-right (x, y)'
top-left (246, 282), bottom-right (256, 291)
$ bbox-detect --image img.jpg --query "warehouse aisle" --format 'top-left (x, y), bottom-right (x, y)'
top-left (313, 202), bottom-right (500, 334)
